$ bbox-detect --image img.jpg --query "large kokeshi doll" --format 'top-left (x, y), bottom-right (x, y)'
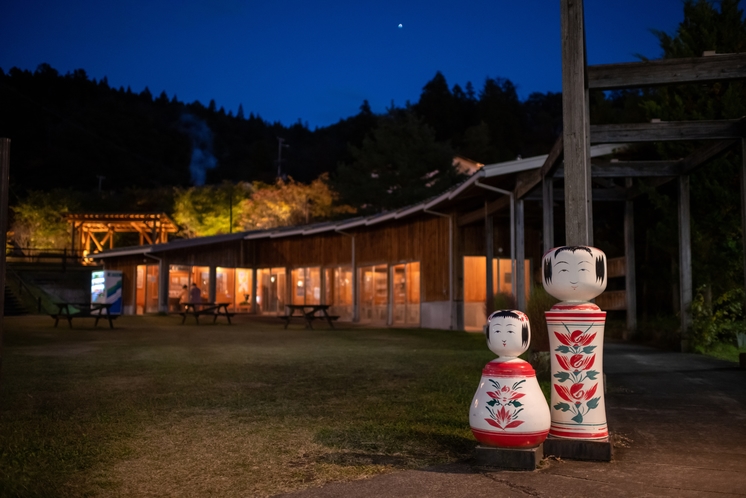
top-left (542, 246), bottom-right (609, 440)
top-left (470, 310), bottom-right (550, 448)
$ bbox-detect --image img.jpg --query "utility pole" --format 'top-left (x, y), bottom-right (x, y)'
top-left (276, 137), bottom-right (289, 179)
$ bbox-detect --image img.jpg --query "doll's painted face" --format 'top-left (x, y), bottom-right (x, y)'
top-left (542, 246), bottom-right (607, 302)
top-left (486, 310), bottom-right (530, 359)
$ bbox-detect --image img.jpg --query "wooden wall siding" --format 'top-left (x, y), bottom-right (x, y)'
top-left (596, 290), bottom-right (627, 310)
top-left (248, 232), bottom-right (353, 268)
top-left (459, 222), bottom-right (511, 256)
top-left (607, 256), bottom-right (626, 278)
top-left (354, 215), bottom-right (451, 303)
top-left (162, 241), bottom-right (243, 268)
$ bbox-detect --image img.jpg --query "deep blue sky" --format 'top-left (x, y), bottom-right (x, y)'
top-left (1, 0), bottom-right (686, 129)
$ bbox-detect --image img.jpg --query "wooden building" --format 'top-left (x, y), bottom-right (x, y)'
top-left (93, 144), bottom-right (621, 330)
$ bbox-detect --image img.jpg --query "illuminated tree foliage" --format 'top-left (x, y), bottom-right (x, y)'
top-left (172, 174), bottom-right (354, 236)
top-left (172, 182), bottom-right (253, 237)
top-left (11, 190), bottom-right (79, 249)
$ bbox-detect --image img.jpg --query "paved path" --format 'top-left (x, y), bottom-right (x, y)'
top-left (277, 342), bottom-right (746, 497)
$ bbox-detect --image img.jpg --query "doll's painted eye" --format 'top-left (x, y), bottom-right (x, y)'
top-left (558, 269), bottom-right (568, 273)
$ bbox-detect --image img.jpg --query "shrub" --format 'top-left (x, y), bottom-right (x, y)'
top-left (691, 286), bottom-right (746, 353)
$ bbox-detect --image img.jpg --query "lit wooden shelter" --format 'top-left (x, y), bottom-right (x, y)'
top-left (67, 213), bottom-right (178, 257)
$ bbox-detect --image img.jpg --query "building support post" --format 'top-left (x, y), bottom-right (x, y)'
top-left (209, 266), bottom-right (217, 304)
top-left (485, 206), bottom-right (494, 315)
top-left (543, 176), bottom-right (555, 254)
top-left (624, 178), bottom-right (637, 339)
top-left (515, 198), bottom-right (526, 311)
top-left (561, 0), bottom-right (593, 246)
top-left (678, 175), bottom-right (692, 352)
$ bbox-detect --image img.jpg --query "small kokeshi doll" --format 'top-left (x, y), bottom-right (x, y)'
top-left (469, 310), bottom-right (550, 448)
top-left (542, 246), bottom-right (609, 440)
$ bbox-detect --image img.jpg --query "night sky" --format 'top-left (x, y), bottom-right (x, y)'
top-left (1, 0), bottom-right (685, 129)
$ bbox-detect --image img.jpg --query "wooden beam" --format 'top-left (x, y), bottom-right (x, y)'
top-left (588, 53), bottom-right (746, 90)
top-left (680, 139), bottom-right (738, 174)
top-left (626, 140), bottom-right (738, 198)
top-left (526, 188), bottom-right (628, 202)
top-left (457, 196), bottom-right (510, 226)
top-left (561, 0), bottom-right (593, 246)
top-left (591, 119), bottom-right (746, 143)
top-left (624, 178), bottom-right (637, 338)
top-left (678, 175), bottom-right (692, 352)
top-left (554, 160), bottom-right (682, 178)
top-left (514, 136), bottom-right (564, 200)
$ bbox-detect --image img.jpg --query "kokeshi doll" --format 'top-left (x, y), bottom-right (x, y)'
top-left (542, 246), bottom-right (608, 440)
top-left (470, 310), bottom-right (550, 448)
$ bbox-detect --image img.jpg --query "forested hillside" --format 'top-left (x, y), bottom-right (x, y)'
top-left (0, 65), bottom-right (587, 196)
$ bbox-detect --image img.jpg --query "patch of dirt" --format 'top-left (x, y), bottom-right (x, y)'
top-left (82, 411), bottom-right (393, 497)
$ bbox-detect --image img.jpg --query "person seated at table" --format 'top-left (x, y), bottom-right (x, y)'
top-left (189, 283), bottom-right (203, 303)
top-left (179, 285), bottom-right (189, 305)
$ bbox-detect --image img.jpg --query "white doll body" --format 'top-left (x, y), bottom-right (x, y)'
top-left (542, 246), bottom-right (609, 440)
top-left (469, 310), bottom-right (550, 448)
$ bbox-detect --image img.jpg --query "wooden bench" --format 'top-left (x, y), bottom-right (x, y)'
top-left (179, 303), bottom-right (234, 324)
top-left (51, 303), bottom-right (117, 329)
top-left (280, 305), bottom-right (339, 329)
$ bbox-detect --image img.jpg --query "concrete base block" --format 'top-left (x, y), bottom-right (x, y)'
top-left (473, 444), bottom-right (543, 470)
top-left (543, 435), bottom-right (612, 462)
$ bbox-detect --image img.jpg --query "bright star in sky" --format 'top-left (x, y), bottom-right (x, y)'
top-left (398, 23), bottom-right (403, 28)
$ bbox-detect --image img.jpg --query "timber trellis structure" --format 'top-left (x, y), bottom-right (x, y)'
top-left (532, 0), bottom-right (746, 351)
top-left (67, 213), bottom-right (178, 259)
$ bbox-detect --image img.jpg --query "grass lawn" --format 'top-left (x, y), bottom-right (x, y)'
top-left (0, 315), bottom-right (512, 497)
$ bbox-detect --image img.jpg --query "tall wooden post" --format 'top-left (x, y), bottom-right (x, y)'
top-left (678, 175), bottom-right (692, 352)
top-left (0, 138), bottom-right (10, 384)
top-left (543, 176), bottom-right (555, 253)
top-left (485, 205), bottom-right (494, 315)
top-left (209, 266), bottom-right (217, 304)
top-left (624, 178), bottom-right (637, 339)
top-left (561, 0), bottom-right (593, 246)
top-left (516, 198), bottom-right (526, 311)
top-left (741, 139), bottom-right (746, 339)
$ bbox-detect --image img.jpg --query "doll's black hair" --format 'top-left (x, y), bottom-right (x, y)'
top-left (543, 246), bottom-right (605, 284)
top-left (486, 310), bottom-right (528, 347)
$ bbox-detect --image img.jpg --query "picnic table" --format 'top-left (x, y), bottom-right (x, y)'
top-left (279, 304), bottom-right (339, 329)
top-left (50, 302), bottom-right (116, 329)
top-left (179, 302), bottom-right (234, 324)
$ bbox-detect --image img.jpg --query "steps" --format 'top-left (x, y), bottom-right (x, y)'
top-left (4, 284), bottom-right (29, 315)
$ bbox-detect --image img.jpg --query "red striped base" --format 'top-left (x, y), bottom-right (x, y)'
top-left (471, 428), bottom-right (549, 448)
top-left (549, 427), bottom-right (608, 440)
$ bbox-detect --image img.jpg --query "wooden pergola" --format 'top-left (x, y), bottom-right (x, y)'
top-left (67, 213), bottom-right (179, 257)
top-left (455, 4), bottom-right (746, 352)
